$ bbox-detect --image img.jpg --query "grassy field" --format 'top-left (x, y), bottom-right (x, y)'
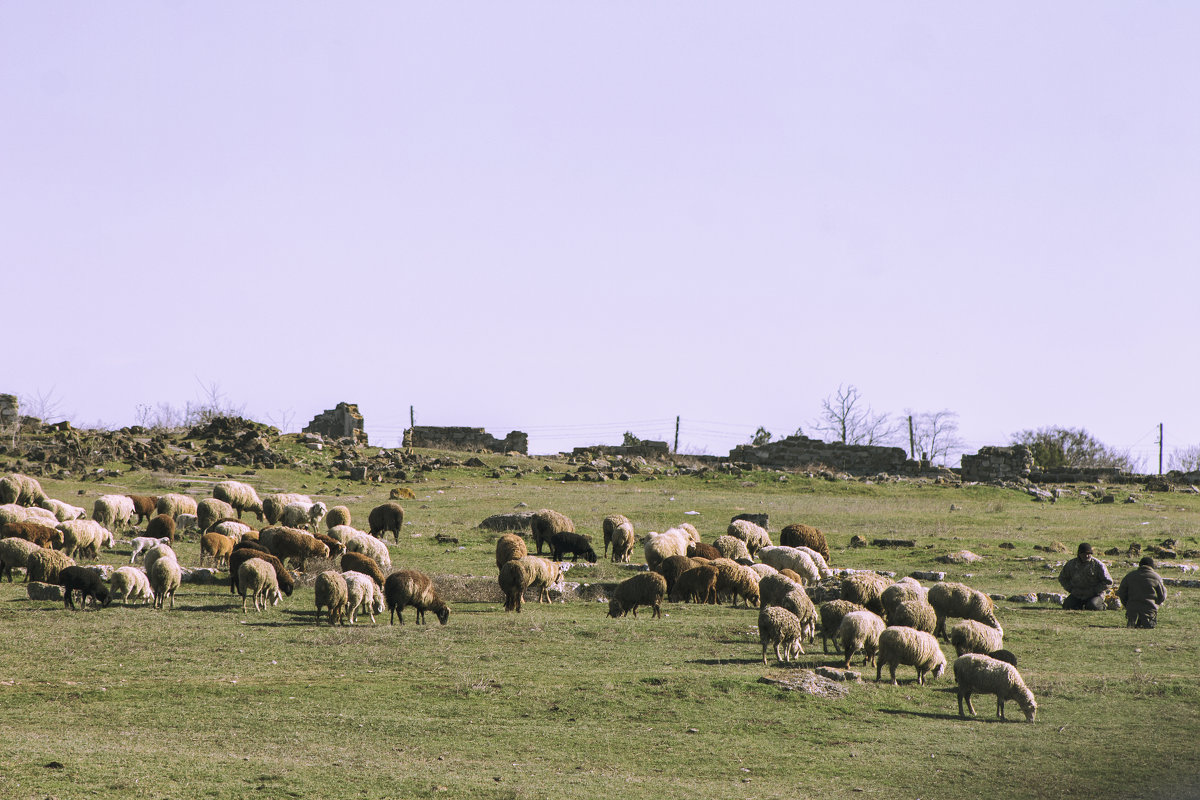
top-left (2, 453), bottom-right (1199, 799)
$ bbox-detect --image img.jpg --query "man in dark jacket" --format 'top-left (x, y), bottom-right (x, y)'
top-left (1117, 556), bottom-right (1167, 628)
top-left (1058, 542), bottom-right (1113, 611)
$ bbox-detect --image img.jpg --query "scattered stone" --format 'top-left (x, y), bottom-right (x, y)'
top-left (937, 550), bottom-right (983, 564)
top-left (815, 666), bottom-right (862, 682)
top-left (849, 535), bottom-right (868, 548)
top-left (910, 571), bottom-right (946, 582)
top-left (1008, 593), bottom-right (1038, 603)
top-left (1037, 592), bottom-right (1067, 604)
top-left (873, 539), bottom-right (915, 548)
top-left (27, 581), bottom-right (64, 601)
top-left (478, 512), bottom-right (534, 532)
top-left (760, 670), bottom-right (851, 698)
top-left (1127, 543), bottom-right (1142, 557)
top-left (999, 542), bottom-right (1015, 550)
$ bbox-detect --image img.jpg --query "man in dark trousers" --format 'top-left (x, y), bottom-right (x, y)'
top-left (1058, 542), bottom-right (1113, 611)
top-left (1117, 556), bottom-right (1167, 628)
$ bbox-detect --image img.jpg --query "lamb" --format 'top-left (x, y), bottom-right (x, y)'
top-left (602, 513), bottom-right (631, 558)
top-left (324, 505), bottom-right (351, 529)
top-left (59, 565), bottom-right (112, 609)
top-left (45, 498), bottom-right (86, 522)
top-left (384, 569), bottom-right (450, 625)
top-left (59, 519), bottom-right (114, 560)
top-left (92, 494), bottom-right (136, 532)
top-left (126, 495), bottom-right (159, 524)
top-left (550, 531), bottom-right (597, 562)
top-left (779, 523), bottom-right (830, 562)
top-left (1, 520), bottom-right (63, 549)
top-left (875, 626), bottom-right (948, 685)
top-left (200, 532), bottom-right (235, 569)
top-left (229, 548), bottom-right (294, 597)
top-left (757, 546), bottom-right (824, 586)
top-left (174, 513), bottom-right (199, 537)
top-left (129, 536), bottom-right (171, 564)
top-left (495, 533), bottom-right (528, 570)
top-left (887, 599), bottom-right (937, 635)
top-left (213, 480), bottom-right (264, 520)
top-left (727, 519), bottom-right (772, 556)
top-left (314, 570), bottom-right (350, 625)
top-left (197, 498), bottom-right (237, 534)
top-left (0, 536), bottom-right (42, 581)
top-left (148, 553), bottom-right (182, 611)
top-left (643, 529), bottom-right (692, 571)
top-left (155, 493), bottom-right (198, 520)
top-left (343, 570), bottom-right (385, 624)
top-left (656, 555), bottom-right (704, 596)
top-left (110, 566), bottom-right (155, 605)
top-left (498, 556), bottom-right (560, 612)
top-left (950, 619), bottom-right (1005, 657)
top-left (759, 605), bottom-right (807, 664)
top-left (265, 527), bottom-right (330, 571)
top-left (530, 509), bottom-right (574, 555)
top-left (367, 502), bottom-right (405, 542)
top-left (711, 534), bottom-right (751, 562)
top-left (954, 653), bottom-right (1037, 722)
top-left (0, 473), bottom-right (51, 507)
top-left (279, 501), bottom-right (327, 532)
top-left (819, 599), bottom-right (866, 654)
top-left (928, 581), bottom-right (1001, 640)
top-left (840, 572), bottom-right (894, 616)
top-left (261, 493), bottom-right (312, 525)
top-left (837, 610), bottom-right (887, 669)
top-left (26, 549), bottom-right (75, 584)
top-left (607, 571), bottom-right (667, 619)
top-left (687, 541), bottom-right (721, 561)
top-left (237, 557), bottom-right (282, 612)
top-left (669, 564), bottom-right (719, 604)
top-left (343, 530), bottom-right (391, 569)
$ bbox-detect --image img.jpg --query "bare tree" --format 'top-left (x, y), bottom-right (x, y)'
top-left (264, 408), bottom-right (297, 434)
top-left (184, 379), bottom-right (246, 426)
top-left (1169, 444), bottom-right (1200, 472)
top-left (18, 386), bottom-right (68, 423)
top-left (906, 409), bottom-right (965, 466)
top-left (812, 385), bottom-right (898, 445)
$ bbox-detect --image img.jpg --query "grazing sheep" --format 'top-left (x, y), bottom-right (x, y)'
top-left (92, 495), bottom-right (135, 532)
top-left (142, 544), bottom-right (178, 581)
top-left (928, 581), bottom-right (1000, 640)
top-left (780, 588), bottom-right (818, 643)
top-left (145, 513), bottom-right (176, 543)
top-left (759, 605), bottom-right (807, 664)
top-left (110, 566), bottom-right (155, 605)
top-left (758, 573), bottom-right (801, 608)
top-left (779, 523), bottom-right (830, 562)
top-left (881, 579), bottom-right (927, 617)
top-left (324, 505), bottom-right (351, 529)
top-left (45, 498), bottom-right (87, 522)
top-left (713, 559), bottom-right (761, 608)
top-left (126, 495), bottom-right (159, 524)
top-left (712, 535), bottom-right (751, 562)
top-left (609, 522), bottom-right (635, 563)
top-left (233, 539), bottom-right (270, 556)
top-left (343, 570), bottom-right (385, 624)
top-left (841, 572), bottom-right (894, 616)
top-left (314, 570), bottom-right (350, 625)
top-left (675, 523), bottom-right (702, 544)
top-left (340, 552), bottom-right (385, 588)
top-left (59, 519), bottom-right (114, 560)
top-left (200, 532), bottom-right (235, 569)
top-left (887, 599), bottom-right (937, 634)
top-left (129, 536), bottom-right (171, 564)
top-left (530, 509), bottom-right (574, 555)
top-left (229, 548), bottom-right (294, 597)
top-left (727, 519), bottom-right (772, 556)
top-left (155, 493), bottom-right (198, 520)
top-left (265, 527), bottom-right (330, 571)
top-left (238, 557), bottom-right (282, 612)
top-left (819, 599), bottom-right (866, 654)
top-left (607, 571), bottom-right (668, 619)
top-left (0, 503), bottom-right (31, 525)
top-left (950, 620), bottom-right (1005, 657)
top-left (749, 563), bottom-right (778, 579)
top-left (26, 549), bottom-right (75, 584)
top-left (757, 546), bottom-right (824, 586)
top-left (875, 627), bottom-right (948, 685)
top-left (989, 649), bottom-right (1018, 667)
top-left (261, 493), bottom-right (312, 525)
top-left (367, 502), bottom-right (405, 542)
top-left (0, 473), bottom-right (51, 507)
top-left (550, 531), bottom-right (597, 562)
top-left (0, 536), bottom-right (42, 581)
top-left (495, 533), bottom-right (528, 570)
top-left (148, 554), bottom-right (182, 611)
top-left (384, 569), bottom-right (450, 625)
top-left (669, 564), bottom-right (720, 604)
top-left (211, 519), bottom-right (250, 542)
top-left (687, 541), bottom-right (721, 561)
top-left (326, 524), bottom-right (369, 546)
top-left (213, 481), bottom-right (264, 520)
top-left (343, 530), bottom-right (391, 569)
top-left (792, 545), bottom-right (831, 575)
top-left (197, 498), bottom-right (237, 535)
top-left (1, 520), bottom-right (63, 549)
top-left (313, 532), bottom-right (345, 559)
top-left (837, 610), bottom-right (887, 669)
top-left (778, 568), bottom-right (805, 584)
top-left (174, 513), bottom-right (199, 537)
top-left (643, 528), bottom-right (692, 571)
top-left (954, 653), bottom-right (1037, 722)
top-left (602, 513), bottom-right (631, 558)
top-left (24, 506), bottom-right (59, 526)
top-left (59, 565), bottom-right (112, 609)
top-left (498, 556), bottom-right (560, 612)
top-left (279, 501), bottom-right (327, 532)
top-left (656, 555), bottom-right (704, 596)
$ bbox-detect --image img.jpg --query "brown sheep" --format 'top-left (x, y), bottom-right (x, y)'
top-left (1, 520), bottom-right (63, 549)
top-left (313, 532), bottom-right (346, 559)
top-left (341, 552), bottom-right (385, 588)
top-left (530, 509), bottom-right (574, 556)
top-left (368, 502), bottom-right (405, 542)
top-left (384, 569), bottom-right (450, 625)
top-left (687, 541), bottom-right (721, 561)
top-left (669, 564), bottom-right (719, 604)
top-left (324, 505), bottom-right (351, 529)
top-left (315, 570), bottom-right (350, 626)
top-left (200, 532), bottom-right (235, 569)
top-left (145, 514), bottom-right (176, 543)
top-left (265, 528), bottom-right (330, 571)
top-left (655, 554), bottom-right (704, 597)
top-left (495, 533), bottom-right (528, 570)
top-left (778, 568), bottom-right (805, 584)
top-left (126, 495), bottom-right (159, 524)
top-left (780, 523), bottom-right (830, 562)
top-left (229, 548), bottom-right (294, 597)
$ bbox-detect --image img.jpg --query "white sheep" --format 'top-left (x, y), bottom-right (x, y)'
top-left (928, 581), bottom-right (1000, 640)
top-left (0, 537), bottom-right (42, 582)
top-left (174, 513), bottom-right (200, 537)
top-left (711, 534), bottom-right (752, 562)
top-left (129, 536), bottom-right (171, 564)
top-left (642, 529), bottom-right (692, 571)
top-left (143, 544), bottom-right (178, 578)
top-left (343, 570), bottom-right (385, 624)
top-left (210, 520), bottom-right (251, 543)
top-left (727, 519), bottom-right (772, 555)
top-left (212, 480), bottom-right (264, 520)
top-left (110, 566), bottom-right (155, 605)
top-left (758, 605), bottom-right (807, 664)
top-left (837, 609), bottom-right (887, 669)
top-left (756, 546), bottom-right (825, 585)
top-left (238, 557), bottom-right (283, 612)
top-left (92, 494), bottom-right (135, 531)
top-left (58, 519), bottom-right (114, 560)
top-left (262, 493), bottom-right (314, 525)
top-left (44, 498), bottom-right (86, 522)
top-left (954, 653), bottom-right (1037, 722)
top-left (279, 501), bottom-right (327, 532)
top-left (749, 563), bottom-right (779, 579)
top-left (155, 493), bottom-right (198, 520)
top-left (0, 503), bottom-right (29, 525)
top-left (344, 531), bottom-right (392, 569)
top-left (148, 554), bottom-right (181, 610)
top-left (792, 545), bottom-right (831, 575)
top-left (949, 620), bottom-right (1005, 657)
top-left (875, 626), bottom-right (948, 685)
top-left (24, 506), bottom-right (61, 526)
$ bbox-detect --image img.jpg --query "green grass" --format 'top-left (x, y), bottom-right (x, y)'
top-left (2, 459), bottom-right (1199, 799)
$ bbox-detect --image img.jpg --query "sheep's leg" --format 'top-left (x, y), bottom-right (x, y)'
top-left (996, 697), bottom-right (1005, 720)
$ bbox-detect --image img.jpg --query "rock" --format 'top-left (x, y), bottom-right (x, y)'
top-left (999, 542), bottom-right (1015, 550)
top-left (760, 670), bottom-right (851, 698)
top-left (937, 550), bottom-right (983, 565)
top-left (815, 666), bottom-right (862, 682)
top-left (478, 512), bottom-right (534, 532)
top-left (1007, 593), bottom-right (1038, 603)
top-left (910, 571), bottom-right (946, 582)
top-left (849, 535), bottom-right (868, 548)
top-left (27, 581), bottom-right (64, 601)
top-left (1037, 592), bottom-right (1067, 604)
top-left (872, 539), bottom-right (915, 548)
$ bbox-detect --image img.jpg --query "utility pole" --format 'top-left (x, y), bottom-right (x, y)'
top-left (1158, 422), bottom-right (1164, 475)
top-left (408, 405), bottom-right (415, 455)
top-left (674, 416), bottom-right (680, 454)
top-left (908, 415), bottom-right (915, 460)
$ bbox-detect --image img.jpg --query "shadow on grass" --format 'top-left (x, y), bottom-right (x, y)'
top-left (879, 707), bottom-right (963, 722)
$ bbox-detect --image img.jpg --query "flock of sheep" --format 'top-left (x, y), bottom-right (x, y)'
top-left (0, 471), bottom-right (1035, 722)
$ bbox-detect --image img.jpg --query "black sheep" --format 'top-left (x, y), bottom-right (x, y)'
top-left (549, 531), bottom-right (597, 562)
top-left (59, 566), bottom-right (112, 610)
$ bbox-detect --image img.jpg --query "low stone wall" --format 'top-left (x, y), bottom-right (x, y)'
top-left (0, 394), bottom-right (17, 429)
top-left (960, 446), bottom-right (1034, 482)
top-left (404, 426), bottom-right (528, 455)
top-left (571, 440), bottom-right (671, 459)
top-left (728, 434), bottom-right (910, 475)
top-left (303, 402), bottom-right (367, 444)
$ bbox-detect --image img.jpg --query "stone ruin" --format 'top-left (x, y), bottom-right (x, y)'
top-left (0, 394), bottom-right (17, 430)
top-left (403, 426), bottom-right (528, 455)
top-left (303, 402), bottom-right (367, 445)
top-left (960, 445), bottom-right (1034, 482)
top-left (728, 434), bottom-right (910, 476)
top-left (571, 440), bottom-right (672, 460)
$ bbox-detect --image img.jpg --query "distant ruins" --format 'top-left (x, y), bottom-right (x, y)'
top-left (403, 426), bottom-right (528, 455)
top-left (303, 402), bottom-right (367, 444)
top-left (728, 434), bottom-right (911, 475)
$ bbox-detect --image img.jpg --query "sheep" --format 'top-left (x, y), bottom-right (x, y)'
top-left (261, 493), bottom-right (312, 525)
top-left (727, 519), bottom-right (772, 556)
top-left (343, 530), bottom-right (391, 569)
top-left (530, 509), bottom-right (574, 555)
top-left (58, 519), bottom-right (114, 560)
top-left (238, 557), bottom-right (282, 612)
top-left (669, 564), bottom-right (719, 604)
top-left (675, 523), bottom-right (702, 544)
top-left (780, 588), bottom-right (818, 644)
top-left (265, 527), bottom-right (330, 571)
top-left (367, 502), bottom-right (405, 542)
top-left (712, 535), bottom-right (752, 562)
top-left (314, 570), bottom-right (350, 625)
top-left (887, 599), bottom-right (937, 634)
top-left (687, 541), bottom-right (721, 561)
top-left (313, 532), bottom-right (345, 559)
top-left (1, 520), bottom-right (63, 549)
top-left (610, 522), bottom-right (635, 563)
top-left (713, 559), bottom-right (761, 608)
top-left (875, 626), bottom-right (948, 685)
top-left (211, 519), bottom-right (250, 542)
top-left (0, 536), bottom-right (42, 582)
top-left (819, 599), bottom-right (866, 654)
top-left (145, 513), bottom-right (176, 543)
top-left (148, 554), bottom-right (182, 611)
top-left (757, 546), bottom-right (824, 586)
top-left (174, 513), bottom-right (199, 537)
top-left (495, 533), bottom-right (528, 570)
top-left (550, 531), bottom-right (597, 562)
top-left (749, 563), bottom-right (778, 579)
top-left (110, 566), bottom-right (155, 605)
top-left (0, 473), bottom-right (51, 507)
top-left (881, 579), bottom-right (927, 617)
top-left (343, 570), bottom-right (385, 624)
top-left (142, 544), bottom-right (178, 581)
top-left (59, 565), bottom-right (112, 609)
top-left (758, 573), bottom-right (801, 608)
top-left (279, 501), bottom-right (327, 532)
top-left (837, 610), bottom-right (887, 669)
top-left (607, 571), bottom-right (667, 619)
top-left (759, 605), bottom-right (807, 664)
top-left (126, 494), bottom-right (159, 524)
top-left (197, 498), bottom-right (237, 534)
top-left (656, 554), bottom-right (704, 596)
top-left (155, 493), bottom-right (198, 520)
top-left (928, 581), bottom-right (1001, 640)
top-left (24, 506), bottom-right (60, 526)
top-left (841, 572), bottom-right (895, 616)
top-left (200, 532), bottom-right (235, 569)
top-left (326, 524), bottom-right (369, 546)
top-left (229, 548), bottom-right (294, 597)
top-left (602, 513), bottom-right (631, 558)
top-left (498, 556), bottom-right (560, 612)
top-left (643, 528), bottom-right (692, 571)
top-left (0, 503), bottom-right (28, 525)
top-left (340, 552), bottom-right (385, 588)
top-left (792, 545), bottom-right (831, 575)
top-left (384, 569), bottom-right (450, 625)
top-left (950, 619), bottom-right (1005, 657)
top-left (954, 653), bottom-right (1037, 723)
top-left (213, 480), bottom-right (264, 520)
top-left (45, 498), bottom-right (86, 522)
top-left (779, 523), bottom-right (830, 562)
top-left (92, 495), bottom-right (135, 532)
top-left (26, 549), bottom-right (75, 584)
top-left (130, 536), bottom-right (171, 564)
top-left (324, 505), bottom-right (351, 529)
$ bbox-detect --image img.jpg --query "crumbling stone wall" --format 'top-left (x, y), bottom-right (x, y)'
top-left (403, 426), bottom-right (528, 455)
top-left (728, 434), bottom-right (910, 475)
top-left (960, 446), bottom-right (1034, 482)
top-left (0, 394), bottom-right (17, 429)
top-left (303, 402), bottom-right (367, 445)
top-left (572, 440), bottom-right (671, 459)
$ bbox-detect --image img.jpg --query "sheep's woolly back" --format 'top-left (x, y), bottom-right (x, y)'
top-left (384, 569), bottom-right (449, 624)
top-left (610, 522), bottom-right (635, 563)
top-left (714, 560), bottom-right (761, 608)
top-left (759, 605), bottom-right (807, 664)
top-left (45, 498), bottom-right (86, 522)
top-left (499, 556), bottom-right (560, 612)
top-left (110, 566), bottom-right (154, 605)
top-left (727, 519), bottom-right (772, 555)
top-left (840, 572), bottom-right (894, 616)
top-left (757, 546), bottom-right (822, 585)
top-left (881, 581), bottom-right (927, 614)
top-left (58, 519), bottom-right (113, 560)
top-left (950, 619), bottom-right (1005, 656)
top-left (238, 557), bottom-right (282, 612)
top-left (327, 524), bottom-right (369, 546)
top-left (608, 572), bottom-right (667, 619)
top-left (343, 571), bottom-right (385, 624)
top-left (197, 498), bottom-right (237, 532)
top-left (928, 581), bottom-right (1000, 639)
top-left (148, 555), bottom-right (182, 610)
top-left (0, 473), bottom-right (50, 507)
top-left (602, 514), bottom-right (631, 556)
top-left (156, 493), bottom-right (198, 519)
top-left (837, 610), bottom-right (887, 668)
top-left (314, 570), bottom-right (350, 625)
top-left (495, 533), bottom-right (528, 570)
top-left (888, 599), bottom-right (937, 634)
top-left (26, 548), bottom-right (74, 583)
top-left (656, 555), bottom-right (703, 596)
top-left (779, 523), bottom-right (830, 561)
top-left (954, 653), bottom-right (1037, 722)
top-left (324, 505), bottom-right (352, 529)
top-left (780, 588), bottom-right (817, 636)
top-left (341, 553), bottom-right (385, 588)
top-left (711, 535), bottom-right (751, 562)
top-left (92, 495), bottom-right (135, 531)
top-left (213, 481), bottom-right (264, 518)
top-left (673, 523), bottom-right (701, 544)
top-left (643, 530), bottom-right (691, 571)
top-left (530, 509), bottom-right (574, 554)
top-left (875, 626), bottom-right (947, 685)
top-left (261, 493), bottom-right (312, 524)
top-left (0, 537), bottom-right (41, 578)
top-left (344, 531), bottom-right (391, 569)
top-left (670, 564), bottom-right (719, 604)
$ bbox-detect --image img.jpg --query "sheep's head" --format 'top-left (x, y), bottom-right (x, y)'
top-left (434, 604), bottom-right (451, 626)
top-left (97, 588), bottom-right (113, 608)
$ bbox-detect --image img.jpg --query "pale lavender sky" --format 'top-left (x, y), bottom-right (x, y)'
top-left (3, 3), bottom-right (1198, 465)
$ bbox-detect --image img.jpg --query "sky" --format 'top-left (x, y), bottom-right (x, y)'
top-left (3, 3), bottom-right (1198, 467)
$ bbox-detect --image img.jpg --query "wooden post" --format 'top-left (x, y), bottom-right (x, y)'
top-left (908, 416), bottom-right (916, 460)
top-left (674, 416), bottom-right (680, 454)
top-left (1159, 422), bottom-right (1164, 475)
top-left (408, 405), bottom-right (415, 455)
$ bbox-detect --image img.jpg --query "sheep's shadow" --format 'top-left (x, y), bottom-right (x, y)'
top-left (879, 707), bottom-right (962, 722)
top-left (688, 657), bottom-right (769, 666)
